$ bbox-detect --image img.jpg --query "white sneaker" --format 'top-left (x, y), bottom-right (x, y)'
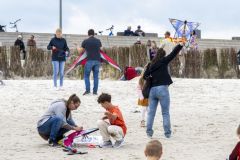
top-left (100, 140), bottom-right (113, 148)
top-left (113, 139), bottom-right (124, 148)
top-left (59, 86), bottom-right (64, 91)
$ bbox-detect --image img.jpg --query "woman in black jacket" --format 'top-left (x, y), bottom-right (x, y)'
top-left (144, 44), bottom-right (183, 138)
top-left (47, 28), bottom-right (69, 90)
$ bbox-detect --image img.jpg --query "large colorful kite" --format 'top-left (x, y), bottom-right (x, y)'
top-left (169, 18), bottom-right (200, 40)
top-left (65, 50), bottom-right (121, 75)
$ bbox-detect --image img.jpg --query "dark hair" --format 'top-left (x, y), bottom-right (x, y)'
top-left (66, 94), bottom-right (81, 118)
top-left (237, 125), bottom-right (240, 135)
top-left (146, 40), bottom-right (151, 46)
top-left (88, 29), bottom-right (95, 36)
top-left (97, 93), bottom-right (111, 103)
top-left (165, 31), bottom-right (170, 36)
top-left (192, 30), bottom-right (196, 35)
top-left (145, 140), bottom-right (162, 158)
top-left (151, 48), bottom-right (166, 66)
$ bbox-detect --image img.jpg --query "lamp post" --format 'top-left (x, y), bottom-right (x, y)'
top-left (59, 0), bottom-right (62, 29)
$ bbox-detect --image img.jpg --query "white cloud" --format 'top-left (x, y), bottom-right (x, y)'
top-left (63, 4), bottom-right (172, 37)
top-left (0, 0), bottom-right (240, 39)
top-left (64, 6), bottom-right (96, 34)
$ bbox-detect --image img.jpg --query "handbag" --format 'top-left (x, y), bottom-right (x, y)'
top-left (142, 75), bottom-right (152, 99)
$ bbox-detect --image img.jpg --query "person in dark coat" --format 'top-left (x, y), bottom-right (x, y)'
top-left (14, 35), bottom-right (26, 59)
top-left (76, 29), bottom-right (102, 95)
top-left (143, 43), bottom-right (184, 139)
top-left (124, 26), bottom-right (135, 36)
top-left (135, 25), bottom-right (145, 37)
top-left (0, 25), bottom-right (5, 32)
top-left (47, 28), bottom-right (69, 90)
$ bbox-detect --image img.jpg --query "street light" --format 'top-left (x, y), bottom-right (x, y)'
top-left (59, 0), bottom-right (62, 29)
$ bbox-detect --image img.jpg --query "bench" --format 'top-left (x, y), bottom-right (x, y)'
top-left (232, 37), bottom-right (240, 40)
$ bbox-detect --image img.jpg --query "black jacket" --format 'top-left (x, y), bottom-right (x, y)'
top-left (124, 30), bottom-right (135, 36)
top-left (135, 29), bottom-right (145, 37)
top-left (14, 39), bottom-right (25, 51)
top-left (47, 36), bottom-right (69, 61)
top-left (144, 44), bottom-right (183, 87)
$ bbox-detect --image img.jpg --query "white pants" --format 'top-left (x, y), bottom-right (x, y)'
top-left (179, 52), bottom-right (186, 76)
top-left (97, 120), bottom-right (124, 142)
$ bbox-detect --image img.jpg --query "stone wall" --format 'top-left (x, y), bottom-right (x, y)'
top-left (1, 32), bottom-right (240, 51)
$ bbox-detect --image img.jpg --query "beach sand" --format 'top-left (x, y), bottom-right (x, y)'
top-left (0, 78), bottom-right (239, 160)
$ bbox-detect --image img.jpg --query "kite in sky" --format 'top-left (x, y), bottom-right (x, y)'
top-left (169, 18), bottom-right (200, 40)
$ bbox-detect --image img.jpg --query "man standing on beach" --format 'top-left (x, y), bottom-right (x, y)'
top-left (77, 29), bottom-right (102, 95)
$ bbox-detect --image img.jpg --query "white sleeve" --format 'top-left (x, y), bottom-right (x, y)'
top-left (160, 40), bottom-right (166, 49)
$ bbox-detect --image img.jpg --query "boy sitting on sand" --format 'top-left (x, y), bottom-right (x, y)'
top-left (97, 93), bottom-right (127, 148)
top-left (145, 140), bottom-right (162, 160)
top-left (229, 124), bottom-right (240, 160)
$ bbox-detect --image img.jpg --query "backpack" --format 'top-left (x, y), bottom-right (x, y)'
top-left (124, 66), bottom-right (138, 80)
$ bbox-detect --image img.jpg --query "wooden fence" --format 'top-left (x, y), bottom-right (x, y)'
top-left (0, 45), bottom-right (239, 79)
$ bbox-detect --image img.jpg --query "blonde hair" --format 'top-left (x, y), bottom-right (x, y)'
top-left (151, 40), bottom-right (157, 48)
top-left (145, 140), bottom-right (162, 158)
top-left (56, 28), bottom-right (62, 33)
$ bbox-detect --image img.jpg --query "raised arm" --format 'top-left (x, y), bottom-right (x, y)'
top-left (148, 44), bottom-right (183, 72)
top-left (164, 44), bottom-right (183, 64)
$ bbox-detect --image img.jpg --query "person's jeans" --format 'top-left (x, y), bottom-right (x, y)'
top-left (52, 61), bottom-right (65, 87)
top-left (84, 60), bottom-right (100, 93)
top-left (37, 116), bottom-right (75, 142)
top-left (146, 85), bottom-right (171, 137)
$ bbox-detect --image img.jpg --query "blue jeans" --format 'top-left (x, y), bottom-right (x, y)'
top-left (84, 60), bottom-right (100, 93)
top-left (37, 116), bottom-right (75, 142)
top-left (146, 85), bottom-right (171, 137)
top-left (52, 61), bottom-right (65, 87)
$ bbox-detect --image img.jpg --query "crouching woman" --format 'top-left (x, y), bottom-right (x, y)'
top-left (37, 94), bottom-right (83, 146)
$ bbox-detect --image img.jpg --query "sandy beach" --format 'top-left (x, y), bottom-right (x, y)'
top-left (0, 78), bottom-right (239, 160)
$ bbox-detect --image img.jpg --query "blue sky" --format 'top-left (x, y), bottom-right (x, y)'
top-left (0, 0), bottom-right (239, 39)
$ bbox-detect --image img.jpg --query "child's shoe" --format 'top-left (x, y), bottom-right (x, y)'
top-left (100, 140), bottom-right (112, 148)
top-left (113, 139), bottom-right (124, 148)
top-left (140, 120), bottom-right (146, 127)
